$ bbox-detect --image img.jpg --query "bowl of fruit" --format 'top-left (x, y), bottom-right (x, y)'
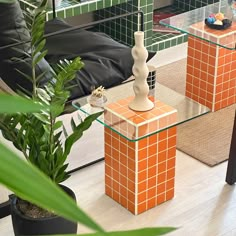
top-left (205, 13), bottom-right (232, 30)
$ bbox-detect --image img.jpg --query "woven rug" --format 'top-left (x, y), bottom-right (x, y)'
top-left (157, 59), bottom-right (236, 166)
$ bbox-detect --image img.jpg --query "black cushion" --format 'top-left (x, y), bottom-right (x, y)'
top-left (44, 18), bottom-right (134, 100)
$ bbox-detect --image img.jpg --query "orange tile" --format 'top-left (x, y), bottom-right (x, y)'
top-left (209, 56), bottom-right (216, 66)
top-left (168, 127), bottom-right (177, 136)
top-left (148, 176), bottom-right (157, 189)
top-left (128, 201), bottom-right (135, 215)
top-left (105, 175), bottom-right (112, 188)
top-left (158, 162), bottom-right (166, 173)
top-left (148, 144), bottom-right (157, 156)
top-left (158, 140), bottom-right (167, 152)
top-left (148, 155), bottom-right (157, 166)
top-left (105, 165), bottom-right (112, 176)
top-left (138, 170), bottom-right (147, 182)
top-left (120, 164), bottom-right (127, 177)
top-left (105, 144), bottom-right (112, 156)
top-left (168, 136), bottom-right (176, 148)
top-left (120, 196), bottom-right (128, 208)
top-left (167, 158), bottom-right (176, 169)
top-left (128, 190), bottom-right (135, 202)
top-left (137, 202), bottom-right (147, 214)
top-left (120, 174), bottom-right (128, 187)
top-left (148, 166), bottom-right (157, 178)
top-left (138, 148), bottom-right (147, 160)
top-left (166, 189), bottom-right (174, 201)
top-left (112, 148), bottom-right (119, 160)
top-left (159, 119), bottom-right (168, 130)
top-left (120, 142), bottom-right (128, 155)
top-left (159, 130), bottom-right (167, 140)
top-left (105, 155), bottom-right (112, 166)
top-left (113, 180), bottom-right (120, 192)
top-left (208, 65), bottom-right (216, 75)
top-left (113, 191), bottom-right (120, 203)
top-left (132, 116), bottom-right (145, 125)
top-left (148, 187), bottom-right (156, 199)
top-left (157, 172), bottom-right (166, 183)
top-left (147, 198), bottom-right (156, 209)
top-left (166, 178), bottom-right (175, 190)
top-left (149, 134), bottom-right (158, 144)
top-left (120, 153), bottom-right (127, 166)
top-left (167, 168), bottom-right (175, 179)
top-left (138, 181), bottom-right (147, 193)
top-left (209, 45), bottom-right (216, 57)
top-left (113, 170), bottom-right (120, 182)
top-left (128, 159), bottom-right (135, 172)
top-left (128, 172), bottom-right (135, 184)
top-left (138, 159), bottom-right (147, 171)
top-left (128, 147), bottom-right (135, 160)
top-left (138, 192), bottom-right (147, 203)
top-left (168, 147), bottom-right (176, 158)
top-left (105, 186), bottom-right (112, 197)
top-left (138, 138), bottom-right (148, 149)
top-left (138, 124), bottom-right (149, 137)
top-left (157, 193), bottom-right (166, 204)
top-left (157, 183), bottom-right (166, 194)
top-left (158, 151), bottom-right (167, 162)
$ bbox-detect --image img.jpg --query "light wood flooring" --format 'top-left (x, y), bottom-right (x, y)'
top-left (1, 43), bottom-right (236, 236)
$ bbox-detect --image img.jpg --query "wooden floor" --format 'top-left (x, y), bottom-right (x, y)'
top-left (1, 151), bottom-right (236, 236)
top-left (1, 43), bottom-right (236, 236)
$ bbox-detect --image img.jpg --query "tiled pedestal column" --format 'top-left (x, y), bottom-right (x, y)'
top-left (104, 97), bottom-right (177, 215)
top-left (186, 23), bottom-right (236, 112)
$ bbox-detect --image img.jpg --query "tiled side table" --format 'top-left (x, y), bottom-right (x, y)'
top-left (72, 81), bottom-right (210, 214)
top-left (104, 97), bottom-right (177, 215)
top-left (186, 22), bottom-right (236, 111)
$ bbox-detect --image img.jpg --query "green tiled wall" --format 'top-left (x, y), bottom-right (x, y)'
top-left (174, 0), bottom-right (220, 11)
top-left (20, 0), bottom-right (221, 53)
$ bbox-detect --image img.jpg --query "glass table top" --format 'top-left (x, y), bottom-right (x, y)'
top-left (72, 81), bottom-right (210, 141)
top-left (160, 0), bottom-right (236, 50)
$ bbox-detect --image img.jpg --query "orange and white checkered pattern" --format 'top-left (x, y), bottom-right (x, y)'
top-left (104, 97), bottom-right (177, 215)
top-left (186, 22), bottom-right (236, 111)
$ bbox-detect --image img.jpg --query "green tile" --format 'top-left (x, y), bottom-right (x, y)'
top-left (88, 2), bottom-right (97, 12)
top-left (81, 4), bottom-right (88, 14)
top-left (56, 10), bottom-right (65, 18)
top-left (73, 6), bottom-right (81, 15)
top-left (97, 0), bottom-right (103, 9)
top-left (65, 8), bottom-right (73, 18)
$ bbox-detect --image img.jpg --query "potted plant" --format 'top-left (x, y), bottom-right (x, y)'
top-left (0, 1), bottom-right (102, 235)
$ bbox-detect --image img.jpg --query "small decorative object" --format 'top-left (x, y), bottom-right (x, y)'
top-left (129, 31), bottom-right (154, 111)
top-left (205, 12), bottom-right (232, 30)
top-left (88, 86), bottom-right (107, 107)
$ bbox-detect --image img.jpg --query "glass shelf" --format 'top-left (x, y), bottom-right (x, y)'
top-left (72, 81), bottom-right (210, 141)
top-left (160, 0), bottom-right (236, 50)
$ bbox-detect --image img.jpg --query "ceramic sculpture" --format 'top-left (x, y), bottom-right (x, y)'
top-left (129, 31), bottom-right (154, 111)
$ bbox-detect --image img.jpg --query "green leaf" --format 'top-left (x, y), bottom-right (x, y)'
top-left (33, 39), bottom-right (46, 57)
top-left (0, 142), bottom-right (104, 232)
top-left (64, 112), bottom-right (103, 158)
top-left (47, 227), bottom-right (176, 235)
top-left (0, 94), bottom-right (44, 113)
top-left (53, 121), bottom-right (63, 130)
top-left (33, 50), bottom-right (48, 67)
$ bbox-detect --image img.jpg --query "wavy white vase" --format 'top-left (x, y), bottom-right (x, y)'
top-left (129, 31), bottom-right (154, 111)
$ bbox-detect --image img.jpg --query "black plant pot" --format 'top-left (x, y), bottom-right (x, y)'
top-left (10, 185), bottom-right (77, 236)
